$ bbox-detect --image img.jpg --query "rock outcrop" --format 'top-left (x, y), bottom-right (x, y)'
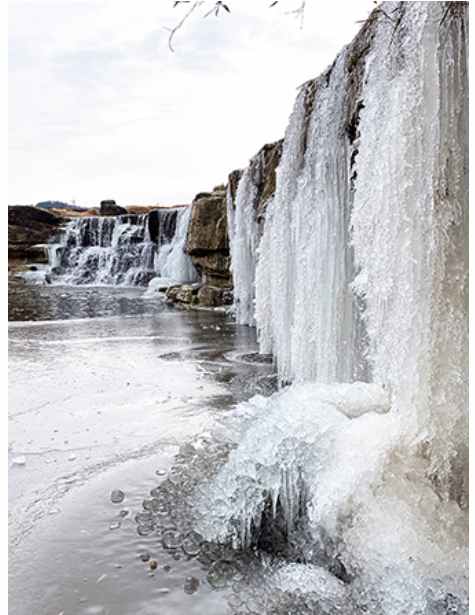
top-left (8, 205), bottom-right (62, 263)
top-left (99, 200), bottom-right (128, 216)
top-left (175, 186), bottom-right (233, 307)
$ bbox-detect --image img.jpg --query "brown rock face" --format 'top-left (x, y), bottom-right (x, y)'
top-left (166, 284), bottom-right (199, 305)
top-left (227, 140), bottom-right (283, 236)
top-left (186, 189), bottom-right (231, 288)
top-left (8, 206), bottom-right (62, 262)
top-left (197, 285), bottom-right (233, 307)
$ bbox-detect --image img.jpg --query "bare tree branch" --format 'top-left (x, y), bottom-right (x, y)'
top-left (167, 0), bottom-right (307, 51)
top-left (284, 0), bottom-right (306, 29)
top-left (167, 1), bottom-right (205, 52)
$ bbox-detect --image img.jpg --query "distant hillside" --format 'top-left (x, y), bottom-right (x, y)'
top-left (36, 200), bottom-right (87, 212)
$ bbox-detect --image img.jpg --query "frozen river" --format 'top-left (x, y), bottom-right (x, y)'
top-left (8, 281), bottom-right (275, 615)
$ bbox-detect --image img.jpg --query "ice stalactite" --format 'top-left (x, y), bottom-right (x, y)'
top-left (198, 2), bottom-right (468, 613)
top-left (350, 0), bottom-right (468, 504)
top-left (228, 143), bottom-right (282, 325)
top-left (252, 58), bottom-right (367, 384)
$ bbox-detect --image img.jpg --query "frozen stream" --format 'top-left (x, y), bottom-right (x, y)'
top-left (8, 282), bottom-right (275, 615)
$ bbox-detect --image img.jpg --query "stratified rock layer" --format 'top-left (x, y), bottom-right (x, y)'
top-left (8, 206), bottom-right (62, 263)
top-left (175, 187), bottom-right (233, 307)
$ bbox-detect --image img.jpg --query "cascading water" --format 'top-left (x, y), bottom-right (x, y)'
top-left (155, 206), bottom-right (199, 284)
top-left (194, 3), bottom-right (468, 613)
top-left (48, 207), bottom-right (197, 287)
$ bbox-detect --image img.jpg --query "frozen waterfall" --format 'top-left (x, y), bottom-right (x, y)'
top-left (198, 3), bottom-right (468, 613)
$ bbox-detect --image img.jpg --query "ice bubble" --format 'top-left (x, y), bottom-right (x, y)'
top-left (110, 490), bottom-right (125, 504)
top-left (162, 529), bottom-right (182, 550)
top-left (181, 531), bottom-right (203, 557)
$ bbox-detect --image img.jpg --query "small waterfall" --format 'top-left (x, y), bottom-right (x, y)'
top-left (199, 3), bottom-right (468, 612)
top-left (48, 207), bottom-right (196, 287)
top-left (155, 206), bottom-right (198, 284)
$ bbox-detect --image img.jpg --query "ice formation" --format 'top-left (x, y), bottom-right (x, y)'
top-left (227, 149), bottom-right (274, 325)
top-left (47, 207), bottom-right (197, 287)
top-left (154, 205), bottom-right (198, 284)
top-left (198, 2), bottom-right (468, 612)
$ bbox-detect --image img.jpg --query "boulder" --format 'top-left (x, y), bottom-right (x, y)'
top-left (197, 285), bottom-right (233, 307)
top-left (187, 192), bottom-right (229, 254)
top-left (166, 284), bottom-right (199, 305)
top-left (99, 200), bottom-right (127, 216)
top-left (186, 188), bottom-right (233, 290)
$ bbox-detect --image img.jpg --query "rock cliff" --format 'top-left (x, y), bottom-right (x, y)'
top-left (8, 205), bottom-right (62, 264)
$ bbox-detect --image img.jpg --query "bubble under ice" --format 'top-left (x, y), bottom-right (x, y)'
top-left (198, 3), bottom-right (468, 614)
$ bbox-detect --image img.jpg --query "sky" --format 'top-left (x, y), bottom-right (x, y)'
top-left (9, 0), bottom-right (376, 207)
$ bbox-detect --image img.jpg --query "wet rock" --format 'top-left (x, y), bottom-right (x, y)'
top-left (147, 208), bottom-right (179, 243)
top-left (197, 285), bottom-right (233, 307)
top-left (166, 284), bottom-right (199, 305)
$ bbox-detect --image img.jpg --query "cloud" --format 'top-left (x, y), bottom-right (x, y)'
top-left (9, 0), bottom-right (375, 205)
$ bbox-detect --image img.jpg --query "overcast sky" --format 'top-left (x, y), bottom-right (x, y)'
top-left (9, 0), bottom-right (375, 206)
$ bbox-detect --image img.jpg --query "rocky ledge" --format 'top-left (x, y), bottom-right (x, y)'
top-left (8, 205), bottom-right (62, 265)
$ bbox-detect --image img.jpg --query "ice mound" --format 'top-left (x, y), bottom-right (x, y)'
top-left (195, 381), bottom-right (468, 613)
top-left (196, 382), bottom-right (392, 547)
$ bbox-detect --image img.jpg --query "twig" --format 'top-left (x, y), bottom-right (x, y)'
top-left (284, 0), bottom-right (306, 29)
top-left (167, 1), bottom-right (205, 52)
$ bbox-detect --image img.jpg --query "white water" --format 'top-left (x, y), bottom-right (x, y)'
top-left (154, 206), bottom-right (198, 285)
top-left (200, 3), bottom-right (468, 612)
top-left (47, 207), bottom-right (197, 287)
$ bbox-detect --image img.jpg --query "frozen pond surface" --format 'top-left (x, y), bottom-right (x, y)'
top-left (9, 282), bottom-right (275, 615)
